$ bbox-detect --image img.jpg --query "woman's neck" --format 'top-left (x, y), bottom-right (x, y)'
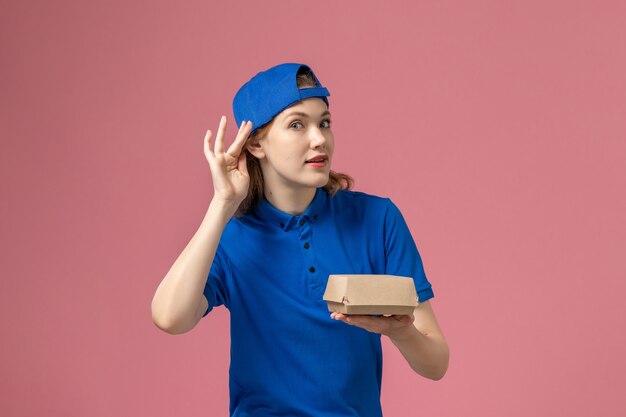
top-left (263, 185), bottom-right (317, 216)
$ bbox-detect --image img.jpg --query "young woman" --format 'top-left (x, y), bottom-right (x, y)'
top-left (151, 63), bottom-right (449, 417)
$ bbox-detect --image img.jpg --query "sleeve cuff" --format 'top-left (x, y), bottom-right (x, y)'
top-left (417, 287), bottom-right (434, 303)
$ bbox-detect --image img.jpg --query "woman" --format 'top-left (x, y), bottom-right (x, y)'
top-left (151, 63), bottom-right (449, 417)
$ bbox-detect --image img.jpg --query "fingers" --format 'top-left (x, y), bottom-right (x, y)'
top-left (330, 312), bottom-right (413, 337)
top-left (226, 120), bottom-right (253, 157)
top-left (205, 117), bottom-right (253, 161)
top-left (331, 312), bottom-right (353, 323)
top-left (331, 312), bottom-right (410, 325)
top-left (237, 150), bottom-right (248, 176)
top-left (204, 128), bottom-right (217, 161)
top-left (214, 115), bottom-right (227, 154)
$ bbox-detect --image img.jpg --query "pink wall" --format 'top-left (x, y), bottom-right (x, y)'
top-left (2, 1), bottom-right (625, 416)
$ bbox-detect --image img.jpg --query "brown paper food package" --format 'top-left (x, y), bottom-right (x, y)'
top-left (322, 274), bottom-right (419, 315)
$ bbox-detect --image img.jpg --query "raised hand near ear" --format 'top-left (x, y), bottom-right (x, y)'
top-left (204, 116), bottom-right (253, 211)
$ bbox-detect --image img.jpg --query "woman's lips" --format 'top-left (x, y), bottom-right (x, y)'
top-left (305, 159), bottom-right (328, 167)
top-left (305, 154), bottom-right (328, 163)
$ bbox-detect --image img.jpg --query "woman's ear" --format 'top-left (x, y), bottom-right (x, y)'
top-left (246, 135), bottom-right (266, 160)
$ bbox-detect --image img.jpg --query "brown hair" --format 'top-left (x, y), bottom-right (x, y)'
top-left (234, 67), bottom-right (354, 218)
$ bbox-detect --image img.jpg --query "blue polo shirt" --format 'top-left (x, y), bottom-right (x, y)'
top-left (203, 186), bottom-right (434, 417)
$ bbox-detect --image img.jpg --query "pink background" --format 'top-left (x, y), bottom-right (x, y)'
top-left (1, 1), bottom-right (625, 416)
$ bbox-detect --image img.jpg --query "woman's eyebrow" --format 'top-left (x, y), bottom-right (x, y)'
top-left (283, 110), bottom-right (331, 120)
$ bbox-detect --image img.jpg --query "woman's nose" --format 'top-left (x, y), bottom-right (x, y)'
top-left (310, 127), bottom-right (327, 148)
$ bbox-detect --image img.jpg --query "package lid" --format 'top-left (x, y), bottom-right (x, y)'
top-left (323, 274), bottom-right (418, 307)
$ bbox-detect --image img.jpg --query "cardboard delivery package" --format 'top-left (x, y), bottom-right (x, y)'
top-left (322, 274), bottom-right (419, 315)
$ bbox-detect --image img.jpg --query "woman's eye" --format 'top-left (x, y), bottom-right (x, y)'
top-left (289, 120), bottom-right (331, 129)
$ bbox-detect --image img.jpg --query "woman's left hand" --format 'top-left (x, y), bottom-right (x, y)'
top-left (330, 311), bottom-right (415, 339)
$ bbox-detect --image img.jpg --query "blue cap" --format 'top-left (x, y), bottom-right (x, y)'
top-left (232, 63), bottom-right (330, 135)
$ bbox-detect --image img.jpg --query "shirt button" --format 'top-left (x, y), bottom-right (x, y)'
top-left (299, 219), bottom-right (305, 226)
top-left (309, 266), bottom-right (316, 273)
top-left (304, 242), bottom-right (310, 249)
top-left (280, 222), bottom-right (284, 228)
top-left (313, 214), bottom-right (318, 220)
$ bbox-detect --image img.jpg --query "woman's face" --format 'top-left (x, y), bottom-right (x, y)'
top-left (250, 97), bottom-right (334, 191)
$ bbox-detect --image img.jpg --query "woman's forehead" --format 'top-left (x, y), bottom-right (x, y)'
top-left (278, 98), bottom-right (330, 120)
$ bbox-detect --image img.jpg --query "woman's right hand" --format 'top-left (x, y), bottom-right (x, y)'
top-left (204, 116), bottom-right (253, 208)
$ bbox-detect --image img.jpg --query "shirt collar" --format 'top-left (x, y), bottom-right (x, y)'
top-left (255, 187), bottom-right (327, 231)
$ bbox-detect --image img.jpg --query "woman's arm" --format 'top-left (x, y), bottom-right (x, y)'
top-left (386, 300), bottom-right (450, 380)
top-left (151, 199), bottom-right (234, 334)
top-left (331, 300), bottom-right (450, 380)
top-left (151, 118), bottom-right (253, 334)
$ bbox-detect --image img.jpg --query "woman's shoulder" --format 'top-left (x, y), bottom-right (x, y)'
top-left (331, 188), bottom-right (394, 217)
top-left (333, 188), bottom-right (391, 207)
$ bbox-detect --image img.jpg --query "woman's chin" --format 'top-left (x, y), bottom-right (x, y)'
top-left (311, 173), bottom-right (330, 186)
